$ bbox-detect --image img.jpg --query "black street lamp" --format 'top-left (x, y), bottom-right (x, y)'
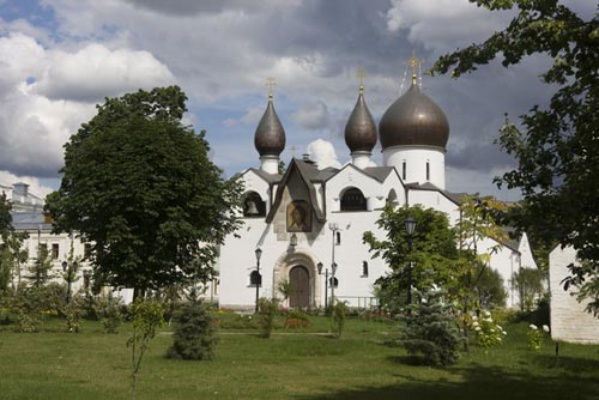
top-left (317, 262), bottom-right (328, 309)
top-left (329, 222), bottom-right (341, 306)
top-left (82, 269), bottom-right (92, 295)
top-left (254, 247), bottom-right (262, 314)
top-left (62, 260), bottom-right (78, 304)
top-left (405, 216), bottom-right (417, 316)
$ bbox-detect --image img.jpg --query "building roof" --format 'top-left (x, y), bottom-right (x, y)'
top-left (379, 82), bottom-right (450, 150)
top-left (254, 94), bottom-right (286, 157)
top-left (344, 88), bottom-right (377, 154)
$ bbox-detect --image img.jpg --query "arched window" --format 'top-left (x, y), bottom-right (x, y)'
top-left (362, 261), bottom-right (369, 277)
top-left (243, 191), bottom-right (266, 217)
top-left (340, 187), bottom-right (367, 212)
top-left (249, 270), bottom-right (262, 286)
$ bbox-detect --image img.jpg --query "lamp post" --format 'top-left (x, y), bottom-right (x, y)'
top-left (62, 260), bottom-right (78, 304)
top-left (254, 247), bottom-right (262, 314)
top-left (328, 222), bottom-right (341, 306)
top-left (405, 216), bottom-right (417, 318)
top-left (82, 269), bottom-right (92, 295)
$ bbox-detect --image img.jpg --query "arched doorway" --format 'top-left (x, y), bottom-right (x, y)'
top-left (289, 265), bottom-right (310, 308)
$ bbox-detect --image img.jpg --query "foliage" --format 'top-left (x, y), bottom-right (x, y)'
top-left (25, 244), bottom-right (54, 289)
top-left (167, 289), bottom-right (217, 360)
top-left (284, 309), bottom-right (311, 328)
top-left (61, 238), bottom-right (81, 304)
top-left (363, 205), bottom-right (458, 313)
top-left (451, 195), bottom-right (508, 350)
top-left (127, 299), bottom-right (165, 400)
top-left (94, 296), bottom-right (124, 334)
top-left (0, 231), bottom-right (29, 294)
top-left (332, 301), bottom-right (347, 339)
top-left (257, 297), bottom-right (279, 338)
top-left (431, 0), bottom-right (599, 317)
top-left (47, 86), bottom-right (243, 299)
top-left (471, 311), bottom-right (507, 348)
top-left (277, 279), bottom-right (294, 302)
top-left (63, 295), bottom-right (86, 333)
top-left (513, 267), bottom-right (544, 312)
top-left (474, 266), bottom-right (507, 309)
top-left (398, 289), bottom-right (462, 366)
top-left (527, 323), bottom-right (550, 352)
top-left (13, 284), bottom-right (67, 332)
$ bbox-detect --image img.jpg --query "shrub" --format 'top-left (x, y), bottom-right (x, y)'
top-left (527, 323), bottom-right (550, 352)
top-left (258, 297), bottom-right (279, 338)
top-left (284, 309), bottom-right (311, 329)
top-left (63, 296), bottom-right (86, 333)
top-left (332, 302), bottom-right (347, 339)
top-left (399, 289), bottom-right (462, 366)
top-left (167, 290), bottom-right (218, 360)
top-left (471, 311), bottom-right (507, 348)
top-left (94, 296), bottom-right (123, 334)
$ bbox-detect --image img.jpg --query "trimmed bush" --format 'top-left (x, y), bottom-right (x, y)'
top-left (399, 289), bottom-right (462, 366)
top-left (167, 290), bottom-right (217, 360)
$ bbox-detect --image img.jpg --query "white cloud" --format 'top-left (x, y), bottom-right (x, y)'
top-left (241, 107), bottom-right (264, 126)
top-left (290, 101), bottom-right (330, 131)
top-left (0, 31), bottom-right (175, 179)
top-left (35, 43), bottom-right (175, 102)
top-left (386, 0), bottom-right (514, 54)
top-left (306, 139), bottom-right (341, 169)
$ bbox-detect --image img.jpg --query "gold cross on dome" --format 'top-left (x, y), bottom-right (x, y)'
top-left (357, 68), bottom-right (367, 93)
top-left (405, 51), bottom-right (423, 84)
top-left (265, 77), bottom-right (277, 98)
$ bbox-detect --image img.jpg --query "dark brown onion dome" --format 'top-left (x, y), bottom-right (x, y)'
top-left (379, 82), bottom-right (449, 149)
top-left (254, 95), bottom-right (286, 157)
top-left (344, 88), bottom-right (377, 153)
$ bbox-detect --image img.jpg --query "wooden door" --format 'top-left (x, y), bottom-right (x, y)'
top-left (289, 265), bottom-right (310, 308)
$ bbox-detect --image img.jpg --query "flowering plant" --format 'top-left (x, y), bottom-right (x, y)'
top-left (471, 311), bottom-right (507, 348)
top-left (527, 324), bottom-right (550, 351)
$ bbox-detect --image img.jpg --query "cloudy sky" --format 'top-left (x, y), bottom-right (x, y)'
top-left (0, 0), bottom-right (594, 200)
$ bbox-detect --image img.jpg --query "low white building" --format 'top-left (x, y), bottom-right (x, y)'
top-left (219, 72), bottom-right (533, 311)
top-left (549, 245), bottom-right (599, 344)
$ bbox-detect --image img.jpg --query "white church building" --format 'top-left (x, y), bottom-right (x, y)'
top-left (219, 71), bottom-right (535, 311)
top-left (3, 66), bottom-right (536, 310)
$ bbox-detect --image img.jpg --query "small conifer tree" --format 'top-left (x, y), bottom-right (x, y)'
top-left (167, 288), bottom-right (217, 360)
top-left (399, 288), bottom-right (462, 366)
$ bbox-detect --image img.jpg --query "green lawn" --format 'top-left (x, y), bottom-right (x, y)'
top-left (0, 316), bottom-right (598, 400)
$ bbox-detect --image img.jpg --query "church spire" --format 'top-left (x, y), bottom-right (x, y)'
top-left (345, 69), bottom-right (377, 169)
top-left (254, 77), bottom-right (286, 174)
top-left (406, 50), bottom-right (423, 86)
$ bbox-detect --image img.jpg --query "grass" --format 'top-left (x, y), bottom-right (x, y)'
top-left (0, 315), bottom-right (598, 400)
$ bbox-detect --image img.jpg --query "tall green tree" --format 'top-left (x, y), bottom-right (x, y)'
top-left (46, 86), bottom-right (242, 298)
top-left (0, 231), bottom-right (29, 293)
top-left (363, 205), bottom-right (458, 313)
top-left (25, 244), bottom-right (54, 288)
top-left (451, 195), bottom-right (508, 350)
top-left (431, 1), bottom-right (599, 315)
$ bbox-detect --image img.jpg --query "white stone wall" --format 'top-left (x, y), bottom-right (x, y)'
top-left (549, 245), bottom-right (599, 344)
top-left (383, 145), bottom-right (445, 189)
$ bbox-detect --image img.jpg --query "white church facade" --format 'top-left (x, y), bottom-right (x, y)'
top-left (219, 71), bottom-right (534, 311)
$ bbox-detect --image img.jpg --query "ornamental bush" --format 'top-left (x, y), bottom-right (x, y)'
top-left (471, 311), bottom-right (507, 348)
top-left (399, 289), bottom-right (462, 366)
top-left (94, 296), bottom-right (123, 334)
top-left (527, 323), bottom-right (550, 352)
top-left (167, 289), bottom-right (217, 360)
top-left (332, 302), bottom-right (348, 339)
top-left (258, 297), bottom-right (280, 338)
